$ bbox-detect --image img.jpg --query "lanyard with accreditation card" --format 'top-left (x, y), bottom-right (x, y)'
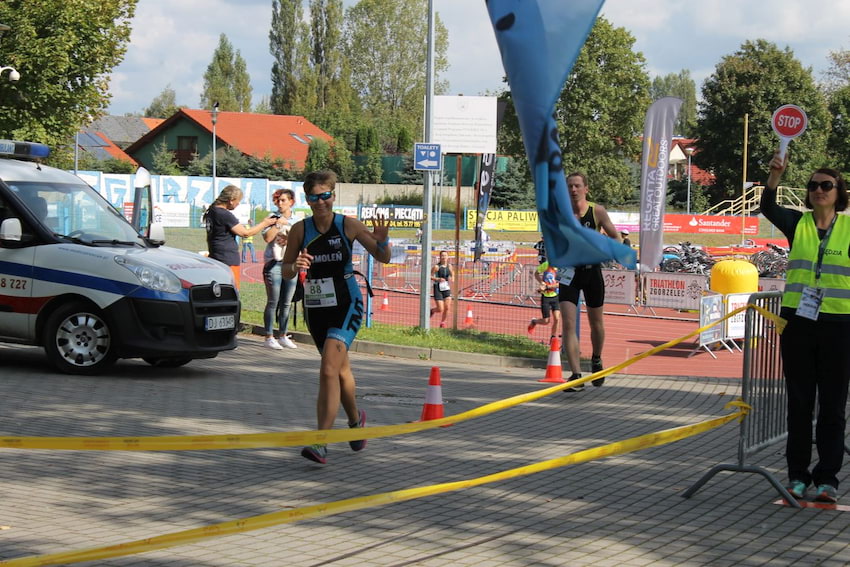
top-left (796, 214), bottom-right (837, 321)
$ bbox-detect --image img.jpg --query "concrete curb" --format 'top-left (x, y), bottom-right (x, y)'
top-left (242, 324), bottom-right (552, 370)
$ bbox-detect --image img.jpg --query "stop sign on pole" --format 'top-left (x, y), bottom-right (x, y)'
top-left (771, 104), bottom-right (808, 159)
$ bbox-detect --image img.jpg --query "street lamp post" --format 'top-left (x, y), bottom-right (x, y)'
top-left (685, 147), bottom-right (694, 214)
top-left (0, 66), bottom-right (20, 81)
top-left (211, 102), bottom-right (219, 193)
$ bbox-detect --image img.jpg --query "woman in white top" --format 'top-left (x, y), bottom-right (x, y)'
top-left (261, 189), bottom-right (298, 349)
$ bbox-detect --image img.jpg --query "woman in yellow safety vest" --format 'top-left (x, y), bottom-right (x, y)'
top-left (762, 151), bottom-right (850, 504)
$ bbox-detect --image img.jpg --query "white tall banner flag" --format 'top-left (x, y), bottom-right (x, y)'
top-left (639, 97), bottom-right (683, 272)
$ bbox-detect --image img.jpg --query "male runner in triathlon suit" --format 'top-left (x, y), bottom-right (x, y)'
top-left (283, 171), bottom-right (391, 464)
top-left (559, 172), bottom-right (621, 391)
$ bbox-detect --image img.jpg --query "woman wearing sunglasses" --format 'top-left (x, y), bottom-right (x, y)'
top-left (282, 170), bottom-right (391, 464)
top-left (762, 151), bottom-right (850, 503)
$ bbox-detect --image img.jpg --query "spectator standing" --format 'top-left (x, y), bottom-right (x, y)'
top-left (533, 236), bottom-right (547, 265)
top-left (241, 220), bottom-right (257, 263)
top-left (762, 151), bottom-right (850, 503)
top-left (559, 172), bottom-right (621, 391)
top-left (621, 230), bottom-right (632, 247)
top-left (203, 185), bottom-right (276, 288)
top-left (261, 189), bottom-right (298, 350)
top-left (430, 250), bottom-right (453, 328)
top-left (282, 171), bottom-right (392, 464)
top-left (529, 255), bottom-right (561, 339)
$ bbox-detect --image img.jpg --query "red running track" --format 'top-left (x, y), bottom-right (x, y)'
top-left (240, 263), bottom-right (743, 380)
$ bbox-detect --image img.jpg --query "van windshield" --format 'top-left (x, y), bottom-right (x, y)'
top-left (9, 181), bottom-right (144, 245)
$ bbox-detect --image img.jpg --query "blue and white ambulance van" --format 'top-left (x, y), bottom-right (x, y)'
top-left (0, 140), bottom-right (240, 374)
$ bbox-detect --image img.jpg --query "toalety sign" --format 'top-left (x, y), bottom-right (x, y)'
top-left (771, 104), bottom-right (808, 159)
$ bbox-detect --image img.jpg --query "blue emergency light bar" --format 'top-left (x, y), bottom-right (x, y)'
top-left (0, 139), bottom-right (51, 160)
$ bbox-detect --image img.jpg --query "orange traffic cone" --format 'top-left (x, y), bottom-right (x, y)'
top-left (419, 366), bottom-right (446, 422)
top-left (463, 308), bottom-right (474, 326)
top-left (380, 293), bottom-right (390, 311)
top-left (538, 335), bottom-right (566, 383)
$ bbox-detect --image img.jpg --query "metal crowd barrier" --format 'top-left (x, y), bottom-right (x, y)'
top-left (680, 292), bottom-right (799, 505)
top-left (682, 291), bottom-right (850, 507)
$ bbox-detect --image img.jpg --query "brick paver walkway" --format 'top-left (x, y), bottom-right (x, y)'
top-left (0, 337), bottom-right (847, 566)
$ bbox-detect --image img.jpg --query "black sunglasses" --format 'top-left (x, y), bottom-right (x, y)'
top-left (306, 191), bottom-right (334, 202)
top-left (807, 180), bottom-right (835, 192)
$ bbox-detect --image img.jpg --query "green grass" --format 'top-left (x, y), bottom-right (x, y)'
top-left (240, 309), bottom-right (549, 359)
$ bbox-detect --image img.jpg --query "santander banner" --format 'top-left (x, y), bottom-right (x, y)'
top-left (663, 213), bottom-right (759, 235)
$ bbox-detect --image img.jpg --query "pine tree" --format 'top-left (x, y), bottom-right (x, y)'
top-left (199, 35), bottom-right (252, 112)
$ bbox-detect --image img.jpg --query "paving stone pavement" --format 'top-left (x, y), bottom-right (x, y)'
top-left (0, 337), bottom-right (848, 566)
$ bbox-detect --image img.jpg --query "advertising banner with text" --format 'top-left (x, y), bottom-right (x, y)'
top-left (360, 205), bottom-right (424, 228)
top-left (466, 209), bottom-right (539, 232)
top-left (663, 214), bottom-right (759, 235)
top-left (642, 272), bottom-right (708, 310)
top-left (601, 269), bottom-right (637, 306)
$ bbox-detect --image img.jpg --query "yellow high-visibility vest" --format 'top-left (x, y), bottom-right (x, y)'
top-left (782, 212), bottom-right (850, 314)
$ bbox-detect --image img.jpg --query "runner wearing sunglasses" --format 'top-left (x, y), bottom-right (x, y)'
top-left (762, 151), bottom-right (850, 503)
top-left (282, 170), bottom-right (391, 464)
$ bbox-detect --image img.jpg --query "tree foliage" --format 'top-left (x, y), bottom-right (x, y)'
top-left (150, 139), bottom-right (182, 175)
top-left (649, 70), bottom-right (697, 137)
top-left (200, 34), bottom-right (252, 112)
top-left (304, 138), bottom-right (332, 173)
top-left (269, 0), bottom-right (305, 115)
top-left (144, 85), bottom-right (181, 118)
top-left (304, 138), bottom-right (354, 181)
top-left (695, 40), bottom-right (828, 200)
top-left (554, 17), bottom-right (650, 206)
top-left (827, 86), bottom-right (850, 175)
top-left (304, 0), bottom-right (361, 144)
top-left (491, 157), bottom-right (535, 210)
top-left (0, 0), bottom-right (137, 154)
top-left (823, 47), bottom-right (850, 93)
top-left (345, 0), bottom-right (449, 150)
top-left (253, 95), bottom-right (273, 115)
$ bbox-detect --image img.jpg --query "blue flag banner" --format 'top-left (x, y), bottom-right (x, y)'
top-left (639, 97), bottom-right (683, 271)
top-left (486, 0), bottom-right (636, 269)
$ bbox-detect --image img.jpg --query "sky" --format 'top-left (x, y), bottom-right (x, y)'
top-left (107, 0), bottom-right (850, 116)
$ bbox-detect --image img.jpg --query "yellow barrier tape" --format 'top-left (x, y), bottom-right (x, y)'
top-left (0, 406), bottom-right (747, 567)
top-left (0, 303), bottom-right (772, 451)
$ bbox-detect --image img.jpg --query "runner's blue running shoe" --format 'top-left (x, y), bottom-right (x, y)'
top-left (348, 410), bottom-right (367, 451)
top-left (301, 444), bottom-right (328, 464)
top-left (786, 480), bottom-right (808, 499)
top-left (814, 484), bottom-right (838, 503)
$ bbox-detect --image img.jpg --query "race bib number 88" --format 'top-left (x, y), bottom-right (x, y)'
top-left (305, 278), bottom-right (338, 308)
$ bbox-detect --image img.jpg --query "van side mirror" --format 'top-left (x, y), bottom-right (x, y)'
top-left (148, 221), bottom-right (165, 244)
top-left (134, 167), bottom-right (151, 190)
top-left (0, 217), bottom-right (22, 241)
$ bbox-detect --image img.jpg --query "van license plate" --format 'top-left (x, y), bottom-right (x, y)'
top-left (205, 315), bottom-right (235, 331)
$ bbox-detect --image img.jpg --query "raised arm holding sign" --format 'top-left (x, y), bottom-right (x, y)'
top-left (771, 104), bottom-right (808, 160)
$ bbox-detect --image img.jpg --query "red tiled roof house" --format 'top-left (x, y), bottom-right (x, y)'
top-left (125, 109), bottom-right (333, 171)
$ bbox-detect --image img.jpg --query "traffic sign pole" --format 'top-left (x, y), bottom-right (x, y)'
top-left (419, 0), bottom-right (436, 332)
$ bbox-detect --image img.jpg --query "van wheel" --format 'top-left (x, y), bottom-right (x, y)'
top-left (142, 357), bottom-right (192, 368)
top-left (44, 302), bottom-right (117, 375)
